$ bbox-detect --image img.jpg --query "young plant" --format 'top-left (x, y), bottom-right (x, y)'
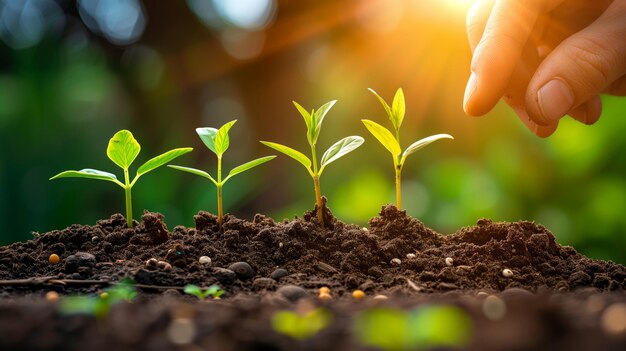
top-left (261, 100), bottom-right (364, 228)
top-left (183, 284), bottom-right (225, 300)
top-left (168, 120), bottom-right (275, 226)
top-left (59, 278), bottom-right (137, 318)
top-left (50, 130), bottom-right (192, 228)
top-left (363, 88), bottom-right (453, 209)
top-left (271, 307), bottom-right (332, 341)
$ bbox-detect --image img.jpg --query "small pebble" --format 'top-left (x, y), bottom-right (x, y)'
top-left (445, 257), bottom-right (454, 266)
top-left (278, 242), bottom-right (283, 248)
top-left (198, 256), bottom-right (211, 265)
top-left (146, 258), bottom-right (158, 267)
top-left (319, 287), bottom-right (330, 295)
top-left (406, 253), bottom-right (416, 259)
top-left (318, 293), bottom-right (332, 301)
top-left (64, 252), bottom-right (96, 273)
top-left (228, 262), bottom-right (255, 280)
top-left (362, 227), bottom-right (369, 232)
top-left (157, 261), bottom-right (172, 271)
top-left (49, 254), bottom-right (60, 265)
top-left (45, 291), bottom-right (59, 303)
top-left (270, 268), bottom-right (289, 281)
top-left (276, 285), bottom-right (308, 302)
top-left (391, 258), bottom-right (401, 265)
top-left (91, 236), bottom-right (99, 242)
top-left (373, 295), bottom-right (388, 300)
top-left (502, 269), bottom-right (514, 278)
top-left (352, 290), bottom-right (365, 300)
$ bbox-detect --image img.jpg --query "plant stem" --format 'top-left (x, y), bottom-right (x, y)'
top-left (217, 156), bottom-right (223, 226)
top-left (395, 166), bottom-right (402, 210)
top-left (310, 144), bottom-right (325, 229)
top-left (123, 169), bottom-right (133, 228)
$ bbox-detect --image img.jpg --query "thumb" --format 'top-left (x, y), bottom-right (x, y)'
top-left (525, 1), bottom-right (626, 125)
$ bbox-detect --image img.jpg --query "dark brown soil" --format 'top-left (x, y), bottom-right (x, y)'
top-left (0, 205), bottom-right (625, 350)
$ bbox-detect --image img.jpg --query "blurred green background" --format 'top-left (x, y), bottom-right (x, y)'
top-left (0, 0), bottom-right (624, 263)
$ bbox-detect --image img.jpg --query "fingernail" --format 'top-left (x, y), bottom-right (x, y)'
top-left (463, 71), bottom-right (478, 114)
top-left (537, 79), bottom-right (574, 123)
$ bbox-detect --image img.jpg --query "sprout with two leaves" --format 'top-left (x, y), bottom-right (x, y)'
top-left (168, 121), bottom-right (275, 226)
top-left (363, 88), bottom-right (453, 210)
top-left (50, 130), bottom-right (193, 228)
top-left (261, 100), bottom-right (364, 229)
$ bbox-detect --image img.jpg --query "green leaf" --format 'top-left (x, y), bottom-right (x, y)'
top-left (319, 136), bottom-right (364, 174)
top-left (400, 134), bottom-right (454, 164)
top-left (272, 309), bottom-right (332, 340)
top-left (391, 88), bottom-right (405, 131)
top-left (293, 101), bottom-right (312, 131)
top-left (196, 127), bottom-right (219, 154)
top-left (183, 284), bottom-right (204, 299)
top-left (214, 120), bottom-right (237, 156)
top-left (310, 100), bottom-right (337, 145)
top-left (135, 148), bottom-right (193, 180)
top-left (168, 165), bottom-right (218, 185)
top-left (361, 120), bottom-right (401, 157)
top-left (223, 156), bottom-right (276, 183)
top-left (107, 130), bottom-right (141, 170)
top-left (354, 308), bottom-right (409, 351)
top-left (50, 169), bottom-right (123, 187)
top-left (368, 88), bottom-right (393, 121)
top-left (206, 284), bottom-right (224, 298)
top-left (260, 141), bottom-right (313, 176)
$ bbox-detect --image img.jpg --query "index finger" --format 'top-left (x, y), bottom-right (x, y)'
top-left (464, 0), bottom-right (549, 116)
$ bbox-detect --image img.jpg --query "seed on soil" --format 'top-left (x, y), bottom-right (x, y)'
top-left (373, 294), bottom-right (388, 300)
top-left (100, 292), bottom-right (109, 300)
top-left (318, 292), bottom-right (332, 300)
top-left (601, 303), bottom-right (626, 335)
top-left (198, 256), bottom-right (211, 265)
top-left (445, 257), bottom-right (454, 266)
top-left (45, 291), bottom-right (59, 303)
top-left (270, 268), bottom-right (289, 281)
top-left (48, 254), bottom-right (60, 264)
top-left (502, 269), bottom-right (514, 278)
top-left (146, 258), bottom-right (158, 267)
top-left (278, 242), bottom-right (283, 248)
top-left (276, 285), bottom-right (308, 302)
top-left (482, 295), bottom-right (507, 320)
top-left (352, 290), bottom-right (365, 300)
top-left (228, 262), bottom-right (254, 280)
top-left (391, 258), bottom-right (401, 265)
top-left (319, 287), bottom-right (330, 295)
top-left (91, 236), bottom-right (98, 242)
top-left (362, 227), bottom-right (368, 231)
top-left (157, 261), bottom-right (172, 271)
top-left (406, 253), bottom-right (416, 259)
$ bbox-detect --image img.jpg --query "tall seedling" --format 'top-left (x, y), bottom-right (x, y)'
top-left (168, 121), bottom-right (275, 226)
top-left (363, 88), bottom-right (453, 209)
top-left (261, 100), bottom-right (364, 229)
top-left (50, 130), bottom-right (193, 227)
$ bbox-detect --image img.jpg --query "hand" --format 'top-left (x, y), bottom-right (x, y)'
top-left (464, 0), bottom-right (626, 137)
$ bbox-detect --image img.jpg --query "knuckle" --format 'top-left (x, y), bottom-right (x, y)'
top-left (567, 36), bottom-right (617, 85)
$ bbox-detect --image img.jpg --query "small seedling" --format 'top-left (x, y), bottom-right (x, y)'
top-left (60, 278), bottom-right (137, 318)
top-left (354, 305), bottom-right (472, 351)
top-left (169, 121), bottom-right (275, 226)
top-left (261, 100), bottom-right (364, 228)
top-left (50, 130), bottom-right (192, 228)
top-left (363, 88), bottom-right (453, 209)
top-left (183, 284), bottom-right (224, 300)
top-left (271, 307), bottom-right (332, 340)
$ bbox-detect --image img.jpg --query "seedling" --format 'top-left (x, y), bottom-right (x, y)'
top-left (168, 120), bottom-right (275, 226)
top-left (183, 284), bottom-right (224, 300)
top-left (59, 278), bottom-right (137, 318)
top-left (271, 307), bottom-right (332, 340)
top-left (354, 305), bottom-right (472, 351)
top-left (50, 130), bottom-right (192, 228)
top-left (261, 100), bottom-right (364, 228)
top-left (363, 88), bottom-right (453, 209)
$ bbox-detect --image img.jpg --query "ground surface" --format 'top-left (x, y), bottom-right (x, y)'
top-left (0, 206), bottom-right (625, 350)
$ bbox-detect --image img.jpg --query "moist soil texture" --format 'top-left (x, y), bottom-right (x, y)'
top-left (0, 205), bottom-right (625, 350)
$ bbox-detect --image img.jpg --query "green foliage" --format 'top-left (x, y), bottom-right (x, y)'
top-left (364, 88), bottom-right (453, 209)
top-left (271, 308), bottom-right (332, 340)
top-left (169, 120), bottom-right (275, 224)
top-left (59, 278), bottom-right (137, 318)
top-left (354, 305), bottom-right (472, 351)
top-left (183, 284), bottom-right (225, 300)
top-left (50, 130), bottom-right (192, 227)
top-left (261, 100), bottom-right (364, 227)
